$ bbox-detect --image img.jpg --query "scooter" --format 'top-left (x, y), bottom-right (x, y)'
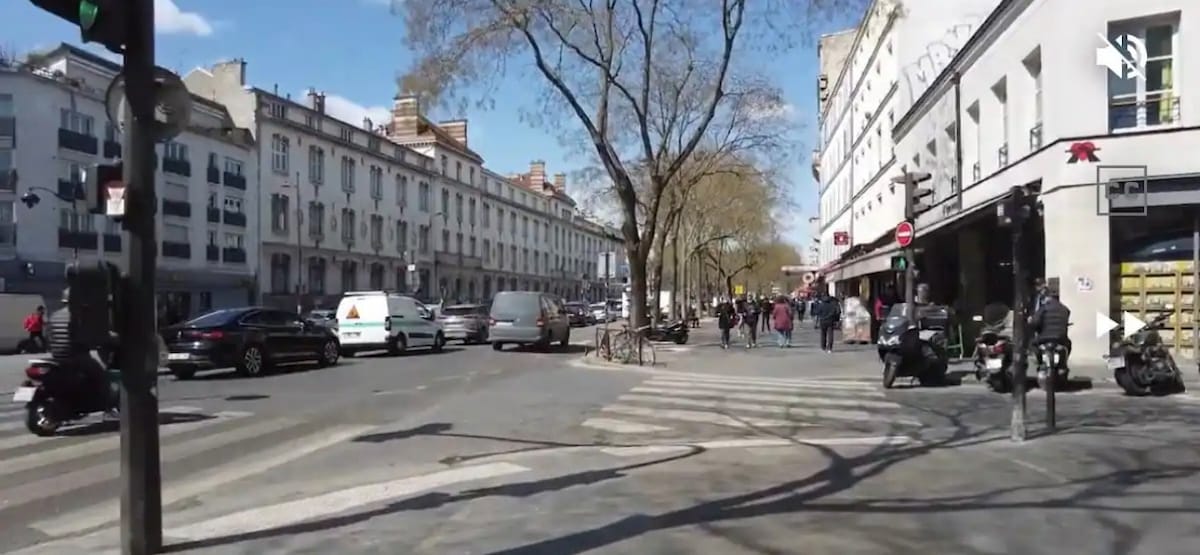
top-left (11, 355), bottom-right (120, 436)
top-left (645, 320), bottom-right (689, 344)
top-left (971, 303), bottom-right (1014, 393)
top-left (877, 303), bottom-right (949, 388)
top-left (1108, 311), bottom-right (1185, 396)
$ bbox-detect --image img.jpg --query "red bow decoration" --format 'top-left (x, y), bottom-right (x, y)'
top-left (1067, 141), bottom-right (1100, 163)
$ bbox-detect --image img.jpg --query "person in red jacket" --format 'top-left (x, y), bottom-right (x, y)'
top-left (23, 305), bottom-right (46, 352)
top-left (772, 296), bottom-right (794, 348)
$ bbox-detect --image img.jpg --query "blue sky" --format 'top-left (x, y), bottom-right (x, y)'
top-left (2, 0), bottom-right (858, 249)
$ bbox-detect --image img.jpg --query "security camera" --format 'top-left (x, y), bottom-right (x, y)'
top-left (20, 192), bottom-right (40, 209)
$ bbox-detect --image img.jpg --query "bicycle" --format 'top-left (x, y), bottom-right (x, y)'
top-left (601, 323), bottom-right (657, 366)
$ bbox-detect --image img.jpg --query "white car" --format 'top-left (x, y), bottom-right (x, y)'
top-left (336, 291), bottom-right (446, 356)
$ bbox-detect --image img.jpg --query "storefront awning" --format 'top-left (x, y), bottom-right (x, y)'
top-left (825, 248), bottom-right (898, 282)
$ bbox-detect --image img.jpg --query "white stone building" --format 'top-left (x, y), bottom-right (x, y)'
top-left (0, 44), bottom-right (257, 317)
top-left (814, 0), bottom-right (1000, 298)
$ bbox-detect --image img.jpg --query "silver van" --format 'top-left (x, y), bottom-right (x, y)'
top-left (489, 291), bottom-right (571, 351)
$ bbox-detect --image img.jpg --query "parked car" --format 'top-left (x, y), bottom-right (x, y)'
top-left (440, 303), bottom-right (490, 343)
top-left (489, 291), bottom-right (571, 351)
top-left (590, 302), bottom-right (610, 323)
top-left (564, 302), bottom-right (592, 326)
top-left (162, 307), bottom-right (340, 380)
top-left (306, 309), bottom-right (338, 331)
top-left (336, 291), bottom-right (446, 356)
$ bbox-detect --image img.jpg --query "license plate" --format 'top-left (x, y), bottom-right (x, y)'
top-left (1107, 357), bottom-right (1125, 370)
top-left (167, 353), bottom-right (191, 361)
top-left (985, 358), bottom-right (1003, 370)
top-left (343, 332), bottom-right (360, 338)
top-left (12, 387), bottom-right (35, 402)
top-left (495, 322), bottom-right (513, 327)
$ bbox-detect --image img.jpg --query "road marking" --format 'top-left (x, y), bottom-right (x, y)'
top-left (646, 377), bottom-right (885, 396)
top-left (645, 370), bottom-right (880, 390)
top-left (581, 417), bottom-right (672, 434)
top-left (617, 394), bottom-right (921, 426)
top-left (1, 416), bottom-right (293, 509)
top-left (33, 424), bottom-right (374, 537)
top-left (631, 385), bottom-right (899, 409)
top-left (602, 404), bottom-right (808, 429)
top-left (599, 435), bottom-right (912, 455)
top-left (165, 461), bottom-right (531, 540)
top-left (599, 445), bottom-right (689, 457)
top-left (0, 410), bottom-right (252, 477)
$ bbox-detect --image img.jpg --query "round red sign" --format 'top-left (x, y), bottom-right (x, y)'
top-left (895, 221), bottom-right (915, 248)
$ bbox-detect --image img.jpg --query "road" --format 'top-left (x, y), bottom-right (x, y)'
top-left (5, 322), bottom-right (1200, 554)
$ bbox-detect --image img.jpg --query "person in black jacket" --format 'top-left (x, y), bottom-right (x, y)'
top-left (716, 300), bottom-right (736, 349)
top-left (1031, 291), bottom-right (1072, 368)
top-left (813, 292), bottom-right (841, 353)
top-left (740, 296), bottom-right (760, 348)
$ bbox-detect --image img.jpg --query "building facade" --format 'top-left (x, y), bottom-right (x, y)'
top-left (0, 44), bottom-right (257, 318)
top-left (814, 0), bottom-right (1000, 299)
top-left (185, 61), bottom-right (622, 309)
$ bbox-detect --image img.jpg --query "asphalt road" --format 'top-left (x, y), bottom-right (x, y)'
top-left (8, 323), bottom-right (1200, 554)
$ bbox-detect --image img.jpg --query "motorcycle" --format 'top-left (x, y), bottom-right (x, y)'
top-left (11, 355), bottom-right (120, 436)
top-left (877, 303), bottom-right (950, 388)
top-left (971, 303), bottom-right (1014, 393)
top-left (1108, 311), bottom-right (1185, 396)
top-left (645, 320), bottom-right (689, 344)
top-left (1034, 336), bottom-right (1072, 391)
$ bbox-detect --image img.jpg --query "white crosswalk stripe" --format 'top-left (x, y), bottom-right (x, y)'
top-left (584, 372), bottom-right (920, 436)
top-left (0, 402), bottom-right (366, 544)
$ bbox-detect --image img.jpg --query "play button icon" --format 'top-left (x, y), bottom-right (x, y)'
top-left (1095, 311), bottom-right (1148, 338)
top-left (1096, 312), bottom-right (1118, 338)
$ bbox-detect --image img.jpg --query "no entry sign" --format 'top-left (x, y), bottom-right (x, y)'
top-left (895, 221), bottom-right (915, 248)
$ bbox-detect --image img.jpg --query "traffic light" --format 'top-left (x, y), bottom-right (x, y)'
top-left (997, 185), bottom-right (1036, 227)
top-left (890, 255), bottom-right (908, 271)
top-left (85, 161), bottom-right (123, 215)
top-left (65, 260), bottom-right (121, 348)
top-left (906, 178), bottom-right (934, 220)
top-left (28, 1), bottom-right (128, 54)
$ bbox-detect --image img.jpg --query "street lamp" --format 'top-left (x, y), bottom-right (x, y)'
top-left (22, 183), bottom-right (90, 261)
top-left (279, 171), bottom-right (304, 314)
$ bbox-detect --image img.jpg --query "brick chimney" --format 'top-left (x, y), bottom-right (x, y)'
top-left (211, 58), bottom-right (246, 88)
top-left (439, 119), bottom-right (468, 146)
top-left (390, 94), bottom-right (420, 138)
top-left (552, 173), bottom-right (566, 191)
top-left (363, 117), bottom-right (373, 131)
top-left (529, 160), bottom-right (546, 186)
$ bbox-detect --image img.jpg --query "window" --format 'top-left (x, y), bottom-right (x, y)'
top-left (483, 239), bottom-right (491, 262)
top-left (442, 229), bottom-right (450, 252)
top-left (340, 156), bottom-right (356, 193)
top-left (339, 126), bottom-right (354, 143)
top-left (397, 221), bottom-right (408, 252)
top-left (341, 261), bottom-right (357, 291)
top-left (440, 155), bottom-right (448, 175)
top-left (509, 213), bottom-right (517, 237)
top-left (482, 203), bottom-right (491, 227)
top-left (207, 230), bottom-right (217, 246)
top-left (308, 146), bottom-right (324, 184)
top-left (469, 167), bottom-right (475, 186)
top-left (341, 208), bottom-right (356, 243)
top-left (59, 211), bottom-right (94, 232)
top-left (308, 202), bottom-right (324, 237)
top-left (165, 183), bottom-right (187, 202)
top-left (271, 194), bottom-right (289, 232)
top-left (455, 161), bottom-right (462, 181)
top-left (62, 160), bottom-right (86, 184)
top-left (224, 232), bottom-right (244, 249)
top-left (271, 134), bottom-right (289, 173)
top-left (441, 189), bottom-right (450, 215)
top-left (396, 175), bottom-right (408, 207)
top-left (0, 94), bottom-right (12, 117)
top-left (219, 195), bottom-right (241, 214)
top-left (308, 258), bottom-right (326, 294)
top-left (224, 157), bottom-right (244, 176)
top-left (456, 233), bottom-right (463, 254)
top-left (207, 191), bottom-right (218, 209)
top-left (418, 181), bottom-right (430, 211)
top-left (267, 102), bottom-right (287, 119)
top-left (1108, 17), bottom-right (1179, 130)
top-left (164, 141), bottom-right (188, 160)
top-left (369, 165), bottom-right (383, 200)
top-left (468, 198), bottom-right (476, 226)
top-left (207, 152), bottom-right (218, 169)
top-left (370, 214), bottom-right (383, 245)
top-left (59, 109), bottom-right (94, 135)
top-left (164, 223), bottom-right (188, 243)
top-left (418, 225), bottom-right (430, 253)
top-left (469, 237), bottom-right (477, 257)
top-left (455, 193), bottom-right (464, 222)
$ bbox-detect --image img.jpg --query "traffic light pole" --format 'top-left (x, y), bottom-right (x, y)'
top-left (119, 0), bottom-right (163, 551)
top-left (902, 178), bottom-right (916, 315)
top-left (1009, 186), bottom-right (1029, 442)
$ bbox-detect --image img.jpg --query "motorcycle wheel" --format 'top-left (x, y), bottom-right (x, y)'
top-left (1114, 368), bottom-right (1151, 396)
top-left (25, 400), bottom-right (61, 437)
top-left (985, 373), bottom-right (1011, 394)
top-left (882, 358), bottom-right (898, 389)
top-left (673, 335), bottom-right (688, 345)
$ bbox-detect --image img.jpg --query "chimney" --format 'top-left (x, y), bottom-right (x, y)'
top-left (552, 173), bottom-right (566, 191)
top-left (212, 58), bottom-right (247, 87)
top-left (529, 160), bottom-right (546, 186)
top-left (363, 117), bottom-right (373, 131)
top-left (306, 88), bottom-right (325, 113)
top-left (390, 94), bottom-right (420, 138)
top-left (439, 120), bottom-right (468, 146)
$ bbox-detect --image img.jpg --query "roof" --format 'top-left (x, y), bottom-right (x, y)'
top-left (510, 173), bottom-right (577, 206)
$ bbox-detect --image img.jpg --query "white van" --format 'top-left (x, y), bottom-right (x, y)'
top-left (336, 291), bottom-right (445, 356)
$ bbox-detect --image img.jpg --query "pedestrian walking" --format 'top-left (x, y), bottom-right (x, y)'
top-left (813, 292), bottom-right (841, 353)
top-left (772, 296), bottom-right (794, 348)
top-left (741, 296), bottom-right (760, 348)
top-left (794, 296), bottom-right (806, 323)
top-left (22, 305), bottom-right (46, 353)
top-left (759, 297), bottom-right (772, 333)
top-left (716, 300), bottom-right (736, 349)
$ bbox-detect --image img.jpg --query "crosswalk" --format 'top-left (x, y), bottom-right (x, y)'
top-left (581, 371), bottom-right (924, 441)
top-left (0, 400), bottom-right (371, 548)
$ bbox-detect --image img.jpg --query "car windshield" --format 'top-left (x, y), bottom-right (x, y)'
top-left (590, 303), bottom-right (605, 310)
top-left (184, 308), bottom-right (247, 327)
top-left (443, 305), bottom-right (484, 316)
top-left (491, 293), bottom-right (538, 316)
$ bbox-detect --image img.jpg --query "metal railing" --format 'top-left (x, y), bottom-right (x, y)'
top-left (593, 323), bottom-right (656, 366)
top-left (1110, 94), bottom-right (1181, 131)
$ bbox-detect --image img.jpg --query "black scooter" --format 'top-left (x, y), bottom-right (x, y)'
top-left (11, 355), bottom-right (119, 436)
top-left (877, 303), bottom-right (949, 388)
top-left (645, 320), bottom-right (689, 344)
top-left (972, 303), bottom-right (1014, 393)
top-left (1109, 312), bottom-right (1185, 396)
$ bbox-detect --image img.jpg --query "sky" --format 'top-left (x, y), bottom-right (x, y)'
top-left (1, 0), bottom-right (859, 252)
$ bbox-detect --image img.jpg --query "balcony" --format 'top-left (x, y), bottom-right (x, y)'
top-left (0, 223), bottom-right (15, 247)
top-left (972, 162), bottom-right (981, 182)
top-left (0, 116), bottom-right (14, 142)
top-left (997, 144), bottom-right (1009, 168)
top-left (162, 241), bottom-right (191, 259)
top-left (162, 199), bottom-right (191, 218)
top-left (223, 172), bottom-right (247, 190)
top-left (58, 229), bottom-right (97, 250)
top-left (206, 166), bottom-right (221, 184)
top-left (57, 128), bottom-right (98, 155)
top-left (103, 233), bottom-right (121, 252)
top-left (222, 247), bottom-right (247, 264)
top-left (1028, 123), bottom-right (1043, 150)
top-left (223, 211), bottom-right (247, 227)
top-left (206, 244), bottom-right (220, 261)
top-left (162, 158), bottom-right (191, 177)
top-left (1110, 94), bottom-right (1181, 132)
top-left (0, 169), bottom-right (16, 192)
top-left (57, 180), bottom-right (84, 200)
top-left (207, 206), bottom-right (221, 223)
top-left (103, 139), bottom-right (122, 159)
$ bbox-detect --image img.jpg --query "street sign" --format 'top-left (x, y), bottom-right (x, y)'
top-left (801, 272), bottom-right (816, 284)
top-left (734, 284), bottom-right (745, 295)
top-left (895, 221), bottom-right (915, 248)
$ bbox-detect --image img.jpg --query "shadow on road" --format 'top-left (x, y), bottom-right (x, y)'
top-left (55, 411), bottom-right (214, 437)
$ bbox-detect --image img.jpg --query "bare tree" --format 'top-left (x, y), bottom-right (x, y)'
top-left (399, 0), bottom-right (863, 326)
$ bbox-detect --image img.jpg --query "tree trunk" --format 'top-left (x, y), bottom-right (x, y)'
top-left (671, 231), bottom-right (682, 320)
top-left (647, 246), bottom-right (663, 325)
top-left (627, 246), bottom-right (650, 327)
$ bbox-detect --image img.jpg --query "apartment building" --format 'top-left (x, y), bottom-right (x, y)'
top-left (0, 44), bottom-right (257, 316)
top-left (885, 0), bottom-right (1199, 362)
top-left (186, 61), bottom-right (622, 308)
top-left (813, 0), bottom-right (1000, 298)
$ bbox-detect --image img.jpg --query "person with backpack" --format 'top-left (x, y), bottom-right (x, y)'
top-left (813, 291), bottom-right (842, 353)
top-left (715, 299), bottom-right (736, 349)
top-left (740, 295), bottom-right (760, 348)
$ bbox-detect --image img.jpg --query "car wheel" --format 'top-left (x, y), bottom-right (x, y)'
top-left (237, 344), bottom-right (267, 377)
top-left (170, 366), bottom-right (196, 380)
top-left (432, 332), bottom-right (446, 353)
top-left (388, 335), bottom-right (408, 356)
top-left (318, 340), bottom-right (340, 367)
top-left (492, 342), bottom-right (504, 352)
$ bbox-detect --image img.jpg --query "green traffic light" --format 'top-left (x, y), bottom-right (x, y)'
top-left (78, 0), bottom-right (98, 30)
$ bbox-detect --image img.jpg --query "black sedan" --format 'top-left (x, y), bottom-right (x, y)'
top-left (162, 307), bottom-right (341, 379)
top-left (564, 302), bottom-right (593, 327)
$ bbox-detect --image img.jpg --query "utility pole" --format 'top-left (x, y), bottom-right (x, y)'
top-left (999, 185), bottom-right (1034, 442)
top-left (891, 171), bottom-right (932, 316)
top-left (293, 171), bottom-right (303, 314)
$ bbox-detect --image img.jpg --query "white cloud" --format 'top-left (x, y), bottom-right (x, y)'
top-left (155, 0), bottom-right (214, 37)
top-left (321, 94), bottom-right (392, 128)
top-left (744, 100), bottom-right (796, 122)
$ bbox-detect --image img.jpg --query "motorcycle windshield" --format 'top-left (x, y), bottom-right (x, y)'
top-left (980, 303), bottom-right (1013, 336)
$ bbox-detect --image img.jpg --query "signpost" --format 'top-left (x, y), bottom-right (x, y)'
top-left (894, 221), bottom-right (915, 248)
